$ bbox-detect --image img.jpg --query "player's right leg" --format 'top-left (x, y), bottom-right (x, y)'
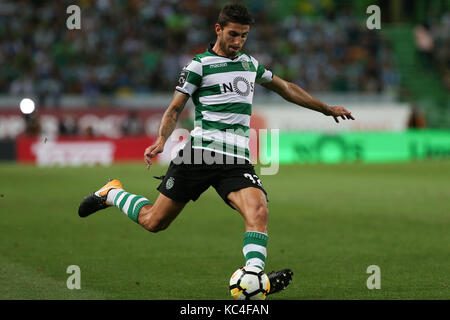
top-left (78, 179), bottom-right (186, 232)
top-left (227, 187), bottom-right (294, 295)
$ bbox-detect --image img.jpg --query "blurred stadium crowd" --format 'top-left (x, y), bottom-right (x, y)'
top-left (414, 13), bottom-right (450, 91)
top-left (1, 0), bottom-right (405, 108)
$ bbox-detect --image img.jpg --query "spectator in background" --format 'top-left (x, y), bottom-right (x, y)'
top-left (81, 125), bottom-right (95, 138)
top-left (9, 73), bottom-right (35, 97)
top-left (428, 12), bottom-right (450, 91)
top-left (408, 106), bottom-right (426, 129)
top-left (59, 113), bottom-right (79, 136)
top-left (414, 23), bottom-right (435, 69)
top-left (24, 114), bottom-right (41, 136)
top-left (81, 72), bottom-right (101, 106)
top-left (36, 69), bottom-right (63, 108)
top-left (121, 111), bottom-right (143, 136)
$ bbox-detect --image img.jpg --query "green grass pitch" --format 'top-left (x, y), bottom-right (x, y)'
top-left (0, 160), bottom-right (449, 299)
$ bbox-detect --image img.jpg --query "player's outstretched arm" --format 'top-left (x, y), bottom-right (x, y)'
top-left (144, 91), bottom-right (190, 169)
top-left (261, 75), bottom-right (355, 123)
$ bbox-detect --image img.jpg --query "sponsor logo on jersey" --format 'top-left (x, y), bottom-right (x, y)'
top-left (209, 62), bottom-right (228, 68)
top-left (221, 76), bottom-right (254, 96)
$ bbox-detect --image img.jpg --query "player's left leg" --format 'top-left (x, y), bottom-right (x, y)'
top-left (78, 179), bottom-right (187, 232)
top-left (104, 184), bottom-right (188, 233)
top-left (137, 193), bottom-right (187, 232)
top-left (78, 179), bottom-right (151, 223)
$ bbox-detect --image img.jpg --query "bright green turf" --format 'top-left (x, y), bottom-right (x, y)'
top-left (0, 161), bottom-right (449, 300)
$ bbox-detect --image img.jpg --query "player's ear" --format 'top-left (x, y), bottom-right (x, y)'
top-left (215, 23), bottom-right (223, 36)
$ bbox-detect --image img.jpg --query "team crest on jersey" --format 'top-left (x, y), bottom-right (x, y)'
top-left (166, 177), bottom-right (175, 189)
top-left (241, 60), bottom-right (250, 71)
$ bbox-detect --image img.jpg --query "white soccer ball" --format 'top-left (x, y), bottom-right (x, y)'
top-left (229, 266), bottom-right (270, 300)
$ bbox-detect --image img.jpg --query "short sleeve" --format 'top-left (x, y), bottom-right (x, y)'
top-left (175, 58), bottom-right (203, 96)
top-left (255, 63), bottom-right (273, 84)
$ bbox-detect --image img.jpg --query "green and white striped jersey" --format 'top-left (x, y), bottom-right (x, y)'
top-left (176, 45), bottom-right (273, 161)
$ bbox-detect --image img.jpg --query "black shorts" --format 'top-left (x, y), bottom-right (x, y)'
top-left (156, 144), bottom-right (268, 209)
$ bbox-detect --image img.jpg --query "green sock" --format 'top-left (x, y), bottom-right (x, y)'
top-left (243, 231), bottom-right (268, 270)
top-left (108, 189), bottom-right (151, 223)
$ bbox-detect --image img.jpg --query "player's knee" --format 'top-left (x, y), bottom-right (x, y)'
top-left (142, 218), bottom-right (169, 233)
top-left (138, 208), bottom-right (170, 233)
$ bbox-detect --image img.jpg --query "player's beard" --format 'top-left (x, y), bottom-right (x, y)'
top-left (219, 37), bottom-right (239, 59)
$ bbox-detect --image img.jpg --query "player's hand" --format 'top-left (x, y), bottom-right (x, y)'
top-left (326, 106), bottom-right (355, 123)
top-left (144, 136), bottom-right (165, 170)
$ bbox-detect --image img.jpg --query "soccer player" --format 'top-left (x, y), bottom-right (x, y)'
top-left (78, 3), bottom-right (354, 296)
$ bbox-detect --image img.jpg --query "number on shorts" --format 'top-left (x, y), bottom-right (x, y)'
top-left (243, 173), bottom-right (262, 187)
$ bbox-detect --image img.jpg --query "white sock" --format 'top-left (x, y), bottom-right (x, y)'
top-left (106, 188), bottom-right (124, 205)
top-left (106, 188), bottom-right (151, 223)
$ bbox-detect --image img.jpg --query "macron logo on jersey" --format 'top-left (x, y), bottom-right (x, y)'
top-left (209, 62), bottom-right (228, 68)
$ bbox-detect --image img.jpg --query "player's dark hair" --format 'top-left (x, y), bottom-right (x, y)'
top-left (217, 3), bottom-right (254, 27)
